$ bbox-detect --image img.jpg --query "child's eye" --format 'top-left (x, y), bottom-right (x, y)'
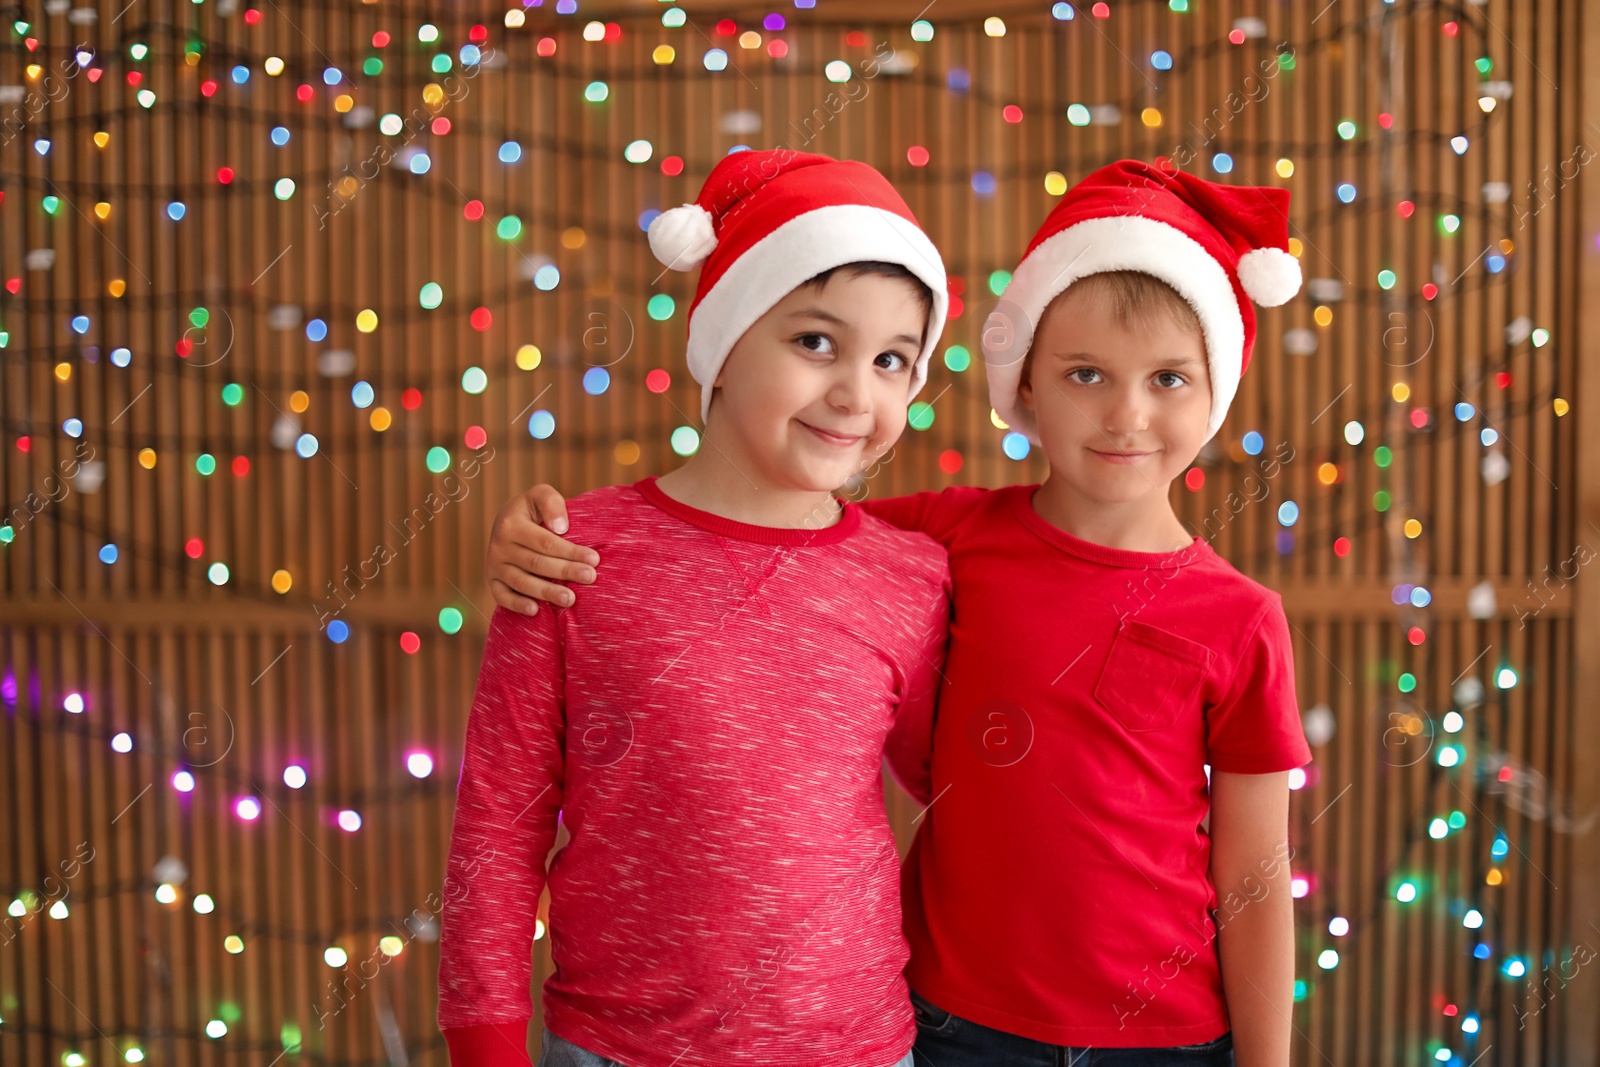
top-left (1155, 371), bottom-right (1188, 389)
top-left (1068, 368), bottom-right (1102, 384)
top-left (876, 351), bottom-right (912, 372)
top-left (795, 333), bottom-right (835, 356)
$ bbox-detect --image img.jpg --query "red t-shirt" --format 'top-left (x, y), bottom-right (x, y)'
top-left (438, 477), bottom-right (951, 1067)
top-left (861, 484), bottom-right (1311, 1048)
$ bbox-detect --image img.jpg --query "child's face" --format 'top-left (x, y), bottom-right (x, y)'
top-left (1018, 284), bottom-right (1211, 508)
top-left (708, 271), bottom-right (927, 493)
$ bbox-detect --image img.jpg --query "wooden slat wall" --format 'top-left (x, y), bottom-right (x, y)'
top-left (3, 1), bottom-right (1595, 1065)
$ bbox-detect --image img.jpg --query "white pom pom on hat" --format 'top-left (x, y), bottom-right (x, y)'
top-left (648, 204), bottom-right (718, 272)
top-left (1236, 246), bottom-right (1303, 307)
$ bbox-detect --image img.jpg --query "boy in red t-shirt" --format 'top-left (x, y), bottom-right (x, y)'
top-left (439, 150), bottom-right (956, 1067)
top-left (488, 160), bottom-right (1312, 1067)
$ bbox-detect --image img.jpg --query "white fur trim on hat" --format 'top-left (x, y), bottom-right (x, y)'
top-left (1236, 247), bottom-right (1302, 307)
top-left (686, 204), bottom-right (948, 425)
top-left (648, 204), bottom-right (718, 272)
top-left (983, 215), bottom-right (1245, 445)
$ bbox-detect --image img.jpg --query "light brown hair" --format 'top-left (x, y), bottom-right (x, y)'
top-left (1020, 270), bottom-right (1202, 388)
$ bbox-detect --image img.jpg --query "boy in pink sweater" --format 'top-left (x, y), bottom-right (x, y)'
top-left (438, 151), bottom-right (953, 1067)
top-left (487, 160), bottom-right (1313, 1066)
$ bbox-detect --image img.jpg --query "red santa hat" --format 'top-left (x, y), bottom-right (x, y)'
top-left (984, 159), bottom-right (1301, 444)
top-left (648, 149), bottom-right (948, 425)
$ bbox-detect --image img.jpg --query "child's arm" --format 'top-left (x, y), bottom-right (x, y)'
top-left (882, 578), bottom-right (952, 806)
top-left (437, 607), bottom-right (567, 1067)
top-left (485, 484), bottom-right (979, 614)
top-left (1209, 770), bottom-right (1294, 1067)
top-left (486, 486), bottom-right (600, 615)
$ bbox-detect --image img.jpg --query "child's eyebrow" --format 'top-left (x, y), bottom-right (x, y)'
top-left (786, 306), bottom-right (849, 329)
top-left (1049, 351), bottom-right (1206, 371)
top-left (786, 307), bottom-right (921, 348)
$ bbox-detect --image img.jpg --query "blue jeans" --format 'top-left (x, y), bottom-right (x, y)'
top-left (910, 990), bottom-right (1234, 1067)
top-left (538, 1027), bottom-right (915, 1067)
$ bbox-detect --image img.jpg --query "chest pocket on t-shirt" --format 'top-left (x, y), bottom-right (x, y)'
top-left (1094, 618), bottom-right (1214, 732)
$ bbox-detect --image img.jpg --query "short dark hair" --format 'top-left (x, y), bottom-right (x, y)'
top-left (800, 260), bottom-right (935, 321)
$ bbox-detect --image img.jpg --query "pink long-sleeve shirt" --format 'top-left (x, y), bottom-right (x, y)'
top-left (438, 476), bottom-right (950, 1067)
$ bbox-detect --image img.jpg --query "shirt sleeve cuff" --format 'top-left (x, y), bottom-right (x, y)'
top-left (442, 1021), bottom-right (533, 1067)
top-left (1207, 748), bottom-right (1312, 775)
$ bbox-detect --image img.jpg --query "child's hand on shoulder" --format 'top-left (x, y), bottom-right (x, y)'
top-left (487, 485), bottom-right (600, 614)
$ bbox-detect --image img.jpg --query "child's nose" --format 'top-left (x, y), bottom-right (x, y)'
top-left (1103, 389), bottom-right (1152, 435)
top-left (827, 360), bottom-right (875, 414)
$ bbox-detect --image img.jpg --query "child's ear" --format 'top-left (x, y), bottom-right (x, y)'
top-left (1016, 358), bottom-right (1036, 411)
